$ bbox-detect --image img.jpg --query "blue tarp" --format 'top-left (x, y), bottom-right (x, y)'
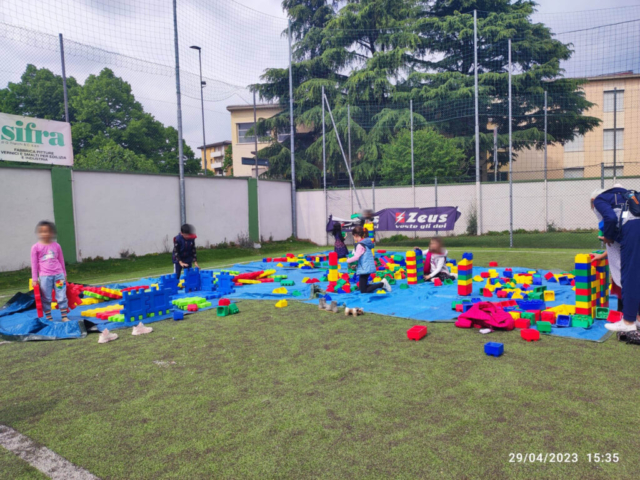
top-left (0, 251), bottom-right (616, 342)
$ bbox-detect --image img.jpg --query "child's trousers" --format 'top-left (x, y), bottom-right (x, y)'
top-left (40, 274), bottom-right (68, 313)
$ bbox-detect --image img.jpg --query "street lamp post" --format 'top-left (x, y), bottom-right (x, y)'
top-left (190, 45), bottom-right (207, 174)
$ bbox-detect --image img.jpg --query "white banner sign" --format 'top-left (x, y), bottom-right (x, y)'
top-left (0, 112), bottom-right (74, 166)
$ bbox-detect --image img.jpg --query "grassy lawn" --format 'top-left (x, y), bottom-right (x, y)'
top-left (1, 300), bottom-right (639, 479)
top-left (0, 240), bottom-right (318, 300)
top-left (0, 447), bottom-right (47, 480)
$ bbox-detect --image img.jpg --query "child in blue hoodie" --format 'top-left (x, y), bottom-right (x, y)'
top-left (347, 226), bottom-right (391, 294)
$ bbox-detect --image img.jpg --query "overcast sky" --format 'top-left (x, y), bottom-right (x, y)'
top-left (1, 0), bottom-right (639, 156)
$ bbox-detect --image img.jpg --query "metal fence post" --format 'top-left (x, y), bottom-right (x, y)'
top-left (322, 85), bottom-right (327, 244)
top-left (348, 104), bottom-right (353, 214)
top-left (508, 39), bottom-right (513, 248)
top-left (493, 128), bottom-right (498, 182)
top-left (435, 176), bottom-right (438, 236)
top-left (474, 10), bottom-right (482, 235)
top-left (173, 0), bottom-right (186, 225)
top-left (58, 34), bottom-right (69, 123)
top-left (613, 87), bottom-right (617, 184)
top-left (601, 162), bottom-right (605, 189)
top-left (253, 91), bottom-right (261, 242)
top-left (372, 181), bottom-right (375, 213)
top-left (410, 99), bottom-right (415, 205)
top-left (287, 20), bottom-right (297, 237)
top-left (544, 90), bottom-right (548, 232)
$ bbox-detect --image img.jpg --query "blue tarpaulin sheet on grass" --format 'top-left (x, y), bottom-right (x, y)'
top-left (0, 251), bottom-right (616, 342)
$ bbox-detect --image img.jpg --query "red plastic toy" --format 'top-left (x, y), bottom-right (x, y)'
top-left (521, 328), bottom-right (540, 342)
top-left (541, 311), bottom-right (556, 324)
top-left (480, 272), bottom-right (490, 279)
top-left (33, 284), bottom-right (44, 318)
top-left (544, 272), bottom-right (555, 281)
top-left (218, 298), bottom-right (230, 306)
top-left (407, 325), bottom-right (427, 341)
top-left (433, 278), bottom-right (443, 287)
top-left (514, 318), bottom-right (530, 329)
top-left (489, 261), bottom-right (498, 267)
top-left (66, 283), bottom-right (83, 309)
top-left (482, 288), bottom-right (493, 298)
top-left (526, 310), bottom-right (541, 322)
top-left (187, 304), bottom-right (199, 312)
top-left (606, 310), bottom-right (623, 323)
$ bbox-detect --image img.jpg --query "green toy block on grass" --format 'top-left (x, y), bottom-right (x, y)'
top-left (595, 307), bottom-right (610, 320)
top-left (537, 321), bottom-right (552, 333)
top-left (280, 280), bottom-right (295, 286)
top-left (400, 283), bottom-right (409, 290)
top-left (217, 306), bottom-right (230, 317)
top-left (571, 315), bottom-right (593, 328)
top-left (228, 303), bottom-right (239, 315)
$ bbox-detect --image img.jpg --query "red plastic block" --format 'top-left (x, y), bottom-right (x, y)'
top-left (480, 272), bottom-right (490, 278)
top-left (433, 278), bottom-right (443, 287)
top-left (218, 298), bottom-right (230, 306)
top-left (33, 284), bottom-right (44, 318)
top-left (522, 284), bottom-right (530, 290)
top-left (544, 272), bottom-right (554, 281)
top-left (455, 303), bottom-right (464, 312)
top-left (326, 284), bottom-right (336, 293)
top-left (489, 261), bottom-right (498, 267)
top-left (121, 285), bottom-right (149, 293)
top-left (187, 304), bottom-right (199, 312)
top-left (526, 310), bottom-right (541, 322)
top-left (407, 325), bottom-right (427, 341)
top-left (606, 310), bottom-right (623, 323)
top-left (496, 290), bottom-right (508, 298)
top-left (521, 328), bottom-right (540, 342)
top-left (341, 283), bottom-right (352, 293)
top-left (515, 318), bottom-right (530, 329)
top-left (541, 311), bottom-right (556, 324)
top-left (482, 288), bottom-right (493, 298)
top-left (377, 249), bottom-right (387, 253)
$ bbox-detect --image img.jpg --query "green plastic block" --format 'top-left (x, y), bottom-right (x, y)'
top-left (571, 315), bottom-right (593, 328)
top-left (228, 303), bottom-right (240, 315)
top-left (272, 275), bottom-right (288, 280)
top-left (108, 314), bottom-right (124, 322)
top-left (280, 280), bottom-right (295, 286)
top-left (321, 276), bottom-right (328, 282)
top-left (217, 306), bottom-right (230, 317)
top-left (400, 283), bottom-right (409, 290)
top-left (533, 286), bottom-right (547, 293)
top-left (393, 255), bottom-right (404, 262)
top-left (451, 300), bottom-right (461, 310)
top-left (444, 278), bottom-right (454, 285)
top-left (528, 292), bottom-right (543, 301)
top-left (537, 321), bottom-right (552, 333)
top-left (595, 307), bottom-right (610, 320)
top-left (291, 290), bottom-right (302, 297)
top-left (521, 312), bottom-right (536, 322)
top-left (388, 278), bottom-right (396, 285)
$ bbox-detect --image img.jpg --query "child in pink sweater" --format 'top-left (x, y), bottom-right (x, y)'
top-left (31, 221), bottom-right (69, 321)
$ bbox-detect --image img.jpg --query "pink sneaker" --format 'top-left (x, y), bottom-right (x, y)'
top-left (98, 328), bottom-right (118, 344)
top-left (132, 322), bottom-right (153, 335)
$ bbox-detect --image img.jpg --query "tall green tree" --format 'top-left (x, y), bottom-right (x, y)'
top-left (254, 0), bottom-right (599, 184)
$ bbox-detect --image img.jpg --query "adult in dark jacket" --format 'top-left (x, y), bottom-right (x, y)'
top-left (594, 187), bottom-right (640, 332)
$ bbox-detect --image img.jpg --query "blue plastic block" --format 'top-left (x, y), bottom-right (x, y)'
top-left (503, 270), bottom-right (513, 279)
top-left (547, 276), bottom-right (557, 283)
top-left (462, 252), bottom-right (473, 260)
top-left (200, 270), bottom-right (215, 291)
top-left (462, 303), bottom-right (473, 313)
top-left (324, 294), bottom-right (332, 301)
top-left (183, 267), bottom-right (202, 292)
top-left (216, 272), bottom-right (236, 295)
top-left (471, 297), bottom-right (481, 303)
top-left (484, 342), bottom-right (504, 357)
top-left (288, 262), bottom-right (299, 267)
top-left (516, 299), bottom-right (545, 311)
top-left (146, 287), bottom-right (172, 316)
top-left (449, 259), bottom-right (457, 266)
top-left (532, 276), bottom-right (542, 285)
top-left (556, 314), bottom-right (571, 327)
top-left (173, 310), bottom-right (184, 321)
top-left (301, 265), bottom-right (312, 270)
top-left (159, 273), bottom-right (179, 296)
top-left (122, 289), bottom-right (149, 322)
top-left (203, 292), bottom-right (221, 300)
top-left (558, 276), bottom-right (572, 286)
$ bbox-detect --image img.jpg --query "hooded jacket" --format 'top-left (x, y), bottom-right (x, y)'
top-left (593, 187), bottom-right (627, 243)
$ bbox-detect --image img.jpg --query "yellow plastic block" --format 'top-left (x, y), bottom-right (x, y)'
top-left (511, 292), bottom-right (523, 300)
top-left (272, 287), bottom-right (288, 294)
top-left (575, 301), bottom-right (591, 309)
top-left (259, 269), bottom-right (276, 278)
top-left (509, 311), bottom-right (521, 320)
top-left (373, 277), bottom-right (381, 282)
top-left (457, 278), bottom-right (473, 286)
top-left (473, 275), bottom-right (483, 282)
top-left (394, 271), bottom-right (403, 280)
top-left (575, 254), bottom-right (591, 264)
top-left (458, 259), bottom-right (471, 267)
top-left (81, 297), bottom-right (101, 305)
top-left (450, 266), bottom-right (458, 274)
top-left (543, 290), bottom-right (555, 302)
top-left (405, 260), bottom-right (417, 266)
top-left (301, 277), bottom-right (310, 283)
top-left (406, 251), bottom-right (416, 258)
top-left (238, 279), bottom-right (261, 284)
top-left (51, 302), bottom-right (57, 310)
top-left (339, 258), bottom-right (347, 263)
top-left (376, 289), bottom-right (387, 294)
top-left (527, 270), bottom-right (537, 275)
top-left (275, 299), bottom-right (288, 308)
top-left (29, 279), bottom-right (34, 291)
top-left (276, 263), bottom-right (283, 267)
top-left (488, 269), bottom-right (498, 278)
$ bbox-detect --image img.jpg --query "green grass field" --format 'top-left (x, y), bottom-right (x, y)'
top-left (1, 244), bottom-right (637, 479)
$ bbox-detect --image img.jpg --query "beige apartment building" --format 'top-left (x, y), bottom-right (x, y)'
top-left (226, 104), bottom-right (285, 177)
top-left (198, 140), bottom-right (231, 176)
top-left (508, 72), bottom-right (640, 180)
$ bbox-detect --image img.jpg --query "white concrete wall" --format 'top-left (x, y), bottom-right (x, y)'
top-left (185, 176), bottom-right (249, 246)
top-left (0, 168), bottom-right (55, 271)
top-left (73, 171), bottom-right (180, 260)
top-left (258, 180), bottom-right (293, 241)
top-left (297, 177), bottom-right (640, 245)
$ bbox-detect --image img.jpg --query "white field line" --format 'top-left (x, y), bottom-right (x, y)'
top-left (0, 425), bottom-right (99, 480)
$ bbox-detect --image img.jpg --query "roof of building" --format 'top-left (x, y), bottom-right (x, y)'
top-left (197, 140), bottom-right (231, 150)
top-left (586, 71), bottom-right (640, 81)
top-left (226, 103), bottom-right (283, 112)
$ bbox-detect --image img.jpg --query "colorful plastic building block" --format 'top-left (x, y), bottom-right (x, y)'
top-left (187, 304), bottom-right (199, 312)
top-left (556, 314), bottom-right (571, 327)
top-left (514, 318), bottom-right (530, 329)
top-left (606, 310), bottom-right (623, 323)
top-left (484, 342), bottom-right (504, 357)
top-left (216, 272), bottom-right (236, 296)
top-left (433, 278), bottom-right (443, 287)
top-left (537, 321), bottom-right (552, 334)
top-left (595, 307), bottom-right (610, 320)
top-left (521, 311), bottom-right (536, 323)
top-left (571, 315), bottom-right (593, 328)
top-left (489, 261), bottom-right (498, 267)
top-left (219, 298), bottom-right (230, 306)
top-left (122, 289), bottom-right (149, 322)
top-left (275, 299), bottom-right (288, 308)
top-left (407, 325), bottom-right (427, 341)
top-left (228, 303), bottom-right (240, 315)
top-left (541, 311), bottom-right (556, 324)
top-left (159, 274), bottom-right (179, 295)
top-left (280, 280), bottom-right (295, 287)
top-left (173, 310), bottom-right (184, 321)
top-left (521, 328), bottom-right (540, 341)
top-left (146, 287), bottom-right (172, 317)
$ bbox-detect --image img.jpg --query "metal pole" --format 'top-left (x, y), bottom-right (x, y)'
top-left (58, 34), bottom-right (69, 123)
top-left (348, 104), bottom-right (353, 214)
top-left (613, 87), bottom-right (617, 184)
top-left (288, 20), bottom-right (297, 237)
top-left (508, 39), bottom-right (513, 248)
top-left (435, 176), bottom-right (438, 236)
top-left (253, 91), bottom-right (261, 242)
top-left (493, 128), bottom-right (498, 182)
top-left (601, 162), bottom-right (605, 189)
top-left (544, 90), bottom-right (548, 232)
top-left (197, 49), bottom-right (206, 174)
top-left (322, 86), bottom-right (328, 244)
top-left (410, 99), bottom-right (415, 205)
top-left (474, 10), bottom-right (482, 235)
top-left (372, 181), bottom-right (376, 213)
top-left (173, 0), bottom-right (186, 224)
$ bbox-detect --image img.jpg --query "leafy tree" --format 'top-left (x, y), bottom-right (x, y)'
top-left (254, 0), bottom-right (599, 184)
top-left (379, 128), bottom-right (465, 185)
top-left (0, 64), bottom-right (80, 122)
top-left (74, 141), bottom-right (159, 173)
top-left (223, 144), bottom-right (233, 175)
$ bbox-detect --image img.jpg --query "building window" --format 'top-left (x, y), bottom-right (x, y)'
top-left (603, 129), bottom-right (624, 150)
top-left (564, 168), bottom-right (584, 179)
top-left (564, 133), bottom-right (584, 152)
top-left (603, 166), bottom-right (623, 178)
top-left (237, 122), bottom-right (256, 144)
top-left (603, 90), bottom-right (624, 112)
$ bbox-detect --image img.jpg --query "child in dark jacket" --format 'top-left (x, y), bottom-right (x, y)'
top-left (173, 224), bottom-right (198, 278)
top-left (332, 222), bottom-right (349, 259)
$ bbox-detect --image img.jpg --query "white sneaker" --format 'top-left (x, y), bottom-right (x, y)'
top-left (132, 322), bottom-right (153, 335)
top-left (605, 320), bottom-right (637, 332)
top-left (635, 320), bottom-right (640, 329)
top-left (98, 328), bottom-right (118, 344)
top-left (382, 278), bottom-right (392, 293)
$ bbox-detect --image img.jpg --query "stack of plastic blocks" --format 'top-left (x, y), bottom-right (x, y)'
top-left (457, 252), bottom-right (473, 296)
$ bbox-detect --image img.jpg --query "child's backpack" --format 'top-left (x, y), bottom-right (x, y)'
top-left (622, 190), bottom-right (640, 218)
